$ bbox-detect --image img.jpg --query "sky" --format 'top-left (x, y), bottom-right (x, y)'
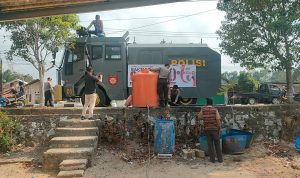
top-left (0, 1), bottom-right (243, 83)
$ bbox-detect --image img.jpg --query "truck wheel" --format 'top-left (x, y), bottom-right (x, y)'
top-left (248, 98), bottom-right (256, 105)
top-left (272, 98), bottom-right (281, 104)
top-left (179, 98), bottom-right (197, 105)
top-left (81, 88), bottom-right (108, 107)
top-left (95, 88), bottom-right (108, 107)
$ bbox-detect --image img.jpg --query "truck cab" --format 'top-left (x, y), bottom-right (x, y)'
top-left (58, 36), bottom-right (127, 106)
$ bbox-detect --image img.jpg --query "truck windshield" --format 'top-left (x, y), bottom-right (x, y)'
top-left (105, 46), bottom-right (121, 60)
top-left (270, 85), bottom-right (280, 91)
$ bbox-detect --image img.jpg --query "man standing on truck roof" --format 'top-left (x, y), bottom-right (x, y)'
top-left (87, 14), bottom-right (104, 37)
top-left (81, 67), bottom-right (102, 120)
top-left (198, 98), bottom-right (223, 163)
top-left (151, 64), bottom-right (171, 107)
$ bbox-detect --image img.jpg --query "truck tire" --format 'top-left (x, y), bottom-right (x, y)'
top-left (248, 98), bottom-right (256, 105)
top-left (179, 98), bottom-right (197, 105)
top-left (272, 98), bottom-right (281, 104)
top-left (81, 88), bottom-right (108, 107)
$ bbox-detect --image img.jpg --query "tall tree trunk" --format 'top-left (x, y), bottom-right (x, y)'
top-left (39, 68), bottom-right (45, 106)
top-left (286, 66), bottom-right (294, 103)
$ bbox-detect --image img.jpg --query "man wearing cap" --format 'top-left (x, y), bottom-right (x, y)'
top-left (198, 98), bottom-right (223, 163)
top-left (81, 67), bottom-right (102, 120)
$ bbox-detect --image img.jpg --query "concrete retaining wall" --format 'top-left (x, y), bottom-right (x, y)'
top-left (3, 105), bottom-right (300, 146)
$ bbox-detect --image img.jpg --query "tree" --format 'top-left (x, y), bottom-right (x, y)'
top-left (221, 71), bottom-right (239, 84)
top-left (270, 71), bottom-right (286, 83)
top-left (2, 69), bottom-right (34, 83)
top-left (251, 69), bottom-right (271, 83)
top-left (1, 15), bottom-right (79, 104)
top-left (217, 0), bottom-right (300, 102)
top-left (238, 72), bottom-right (259, 92)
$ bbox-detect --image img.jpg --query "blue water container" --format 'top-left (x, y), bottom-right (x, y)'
top-left (296, 135), bottom-right (300, 151)
top-left (230, 129), bottom-right (254, 148)
top-left (154, 120), bottom-right (175, 154)
top-left (198, 129), bottom-right (225, 155)
top-left (222, 133), bottom-right (247, 154)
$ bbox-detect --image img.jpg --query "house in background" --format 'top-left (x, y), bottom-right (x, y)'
top-left (25, 79), bottom-right (40, 105)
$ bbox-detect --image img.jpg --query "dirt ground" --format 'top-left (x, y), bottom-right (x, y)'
top-left (0, 141), bottom-right (299, 178)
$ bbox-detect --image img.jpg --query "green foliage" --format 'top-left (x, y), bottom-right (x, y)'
top-left (2, 69), bottom-right (34, 83)
top-left (0, 15), bottom-right (79, 70)
top-left (0, 112), bottom-right (20, 152)
top-left (0, 15), bottom-right (80, 104)
top-left (238, 72), bottom-right (259, 92)
top-left (218, 82), bottom-right (235, 95)
top-left (217, 0), bottom-right (300, 70)
top-left (222, 71), bottom-right (239, 84)
top-left (217, 0), bottom-right (300, 101)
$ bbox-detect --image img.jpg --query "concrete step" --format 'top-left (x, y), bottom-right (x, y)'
top-left (50, 136), bottom-right (98, 148)
top-left (59, 159), bottom-right (88, 171)
top-left (59, 119), bottom-right (99, 128)
top-left (57, 170), bottom-right (84, 177)
top-left (43, 147), bottom-right (94, 170)
top-left (55, 127), bottom-right (99, 137)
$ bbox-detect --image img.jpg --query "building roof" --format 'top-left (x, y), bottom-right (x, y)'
top-left (25, 79), bottom-right (40, 86)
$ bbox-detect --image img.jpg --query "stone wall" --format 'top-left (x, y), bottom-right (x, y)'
top-left (3, 105), bottom-right (300, 146)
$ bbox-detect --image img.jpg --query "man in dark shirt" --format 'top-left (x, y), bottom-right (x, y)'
top-left (81, 67), bottom-right (102, 120)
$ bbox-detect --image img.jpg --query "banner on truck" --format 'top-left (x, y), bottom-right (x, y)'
top-left (128, 64), bottom-right (196, 87)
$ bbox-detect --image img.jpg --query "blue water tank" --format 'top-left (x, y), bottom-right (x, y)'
top-left (296, 135), bottom-right (300, 151)
top-left (230, 129), bottom-right (254, 148)
top-left (222, 133), bottom-right (247, 154)
top-left (154, 120), bottom-right (175, 154)
top-left (199, 135), bottom-right (223, 155)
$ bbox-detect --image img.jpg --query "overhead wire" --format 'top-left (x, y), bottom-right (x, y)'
top-left (79, 9), bottom-right (218, 22)
top-left (123, 9), bottom-right (217, 31)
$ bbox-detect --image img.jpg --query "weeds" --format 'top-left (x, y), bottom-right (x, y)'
top-left (0, 111), bottom-right (20, 152)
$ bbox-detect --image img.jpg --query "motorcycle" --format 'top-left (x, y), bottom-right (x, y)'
top-left (6, 95), bottom-right (26, 107)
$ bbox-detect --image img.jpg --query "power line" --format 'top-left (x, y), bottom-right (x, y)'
top-left (80, 10), bottom-right (218, 22)
top-left (124, 9), bottom-right (217, 31)
top-left (105, 28), bottom-right (218, 35)
top-left (127, 34), bottom-right (219, 38)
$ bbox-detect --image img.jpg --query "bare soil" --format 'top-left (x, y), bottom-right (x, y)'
top-left (84, 141), bottom-right (300, 178)
top-left (0, 141), bottom-right (299, 178)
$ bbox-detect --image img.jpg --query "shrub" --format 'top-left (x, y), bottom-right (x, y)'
top-left (0, 112), bottom-right (20, 152)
